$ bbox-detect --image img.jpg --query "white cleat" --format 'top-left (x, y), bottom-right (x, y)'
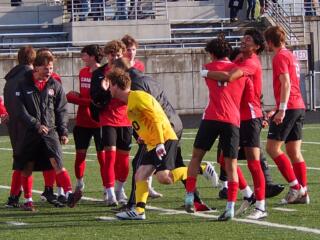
top-left (148, 188), bottom-right (163, 199)
top-left (116, 210), bottom-right (146, 220)
top-left (105, 194), bottom-right (118, 207)
top-left (246, 208), bottom-right (268, 220)
top-left (235, 194), bottom-right (256, 216)
top-left (203, 162), bottom-right (219, 187)
top-left (280, 187), bottom-right (305, 204)
top-left (115, 190), bottom-right (128, 205)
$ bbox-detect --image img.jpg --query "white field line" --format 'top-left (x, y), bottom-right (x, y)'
top-left (6, 221), bottom-right (28, 226)
top-left (273, 207), bottom-right (297, 212)
top-left (0, 185), bottom-right (319, 235)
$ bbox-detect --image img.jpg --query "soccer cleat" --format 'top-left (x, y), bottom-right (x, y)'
top-left (292, 193), bottom-right (310, 204)
top-left (246, 208), bottom-right (268, 220)
top-left (57, 195), bottom-right (67, 204)
top-left (184, 192), bottom-right (195, 213)
top-left (116, 209), bottom-right (146, 220)
top-left (266, 184), bottom-right (285, 198)
top-left (203, 162), bottom-right (219, 187)
top-left (21, 201), bottom-right (36, 212)
top-left (194, 201), bottom-right (212, 212)
top-left (115, 190), bottom-right (128, 205)
top-left (148, 188), bottom-right (163, 198)
top-left (105, 195), bottom-right (118, 207)
top-left (67, 189), bottom-right (83, 208)
top-left (218, 187), bottom-right (228, 199)
top-left (235, 194), bottom-right (256, 216)
top-left (40, 187), bottom-right (58, 205)
top-left (218, 208), bottom-right (234, 221)
top-left (280, 187), bottom-right (305, 204)
top-left (5, 195), bottom-right (20, 208)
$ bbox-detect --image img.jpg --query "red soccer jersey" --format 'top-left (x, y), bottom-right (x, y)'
top-left (0, 97), bottom-right (7, 116)
top-left (272, 48), bottom-right (305, 109)
top-left (99, 65), bottom-right (131, 127)
top-left (203, 60), bottom-right (251, 127)
top-left (234, 53), bottom-right (263, 121)
top-left (67, 67), bottom-right (100, 128)
top-left (133, 59), bottom-right (145, 72)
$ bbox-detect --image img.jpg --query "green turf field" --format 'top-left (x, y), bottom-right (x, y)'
top-left (0, 124), bottom-right (320, 240)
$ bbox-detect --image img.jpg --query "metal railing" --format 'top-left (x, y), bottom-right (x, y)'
top-left (264, 0), bottom-right (300, 45)
top-left (276, 0), bottom-right (319, 16)
top-left (66, 0), bottom-right (168, 22)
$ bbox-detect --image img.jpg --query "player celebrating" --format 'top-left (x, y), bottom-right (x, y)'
top-left (264, 26), bottom-right (309, 204)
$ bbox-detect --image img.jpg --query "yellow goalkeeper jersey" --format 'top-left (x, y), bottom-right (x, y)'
top-left (127, 90), bottom-right (178, 151)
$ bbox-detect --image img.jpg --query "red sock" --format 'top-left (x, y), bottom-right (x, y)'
top-left (115, 151), bottom-right (129, 182)
top-left (74, 151), bottom-right (86, 179)
top-left (42, 169), bottom-right (56, 188)
top-left (104, 150), bottom-right (116, 188)
top-left (56, 170), bottom-right (72, 193)
top-left (10, 170), bottom-right (22, 196)
top-left (248, 160), bottom-right (265, 201)
top-left (227, 181), bottom-right (239, 202)
top-left (293, 161), bottom-right (307, 188)
top-left (274, 154), bottom-right (299, 189)
top-left (219, 154), bottom-right (225, 169)
top-left (237, 166), bottom-right (248, 190)
top-left (97, 151), bottom-right (107, 187)
top-left (22, 175), bottom-right (33, 199)
top-left (186, 176), bottom-right (197, 193)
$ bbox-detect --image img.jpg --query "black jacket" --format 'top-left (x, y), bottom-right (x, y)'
top-left (4, 64), bottom-right (33, 157)
top-left (15, 71), bottom-right (69, 138)
top-left (90, 63), bottom-right (111, 122)
top-left (129, 68), bottom-right (183, 135)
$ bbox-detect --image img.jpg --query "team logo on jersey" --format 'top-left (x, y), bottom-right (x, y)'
top-left (15, 92), bottom-right (20, 96)
top-left (48, 89), bottom-right (55, 96)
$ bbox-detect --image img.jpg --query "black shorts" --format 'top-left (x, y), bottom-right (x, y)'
top-left (73, 126), bottom-right (103, 151)
top-left (141, 140), bottom-right (179, 172)
top-left (268, 109), bottom-right (305, 143)
top-left (102, 126), bottom-right (132, 151)
top-left (240, 118), bottom-right (262, 148)
top-left (194, 120), bottom-right (240, 159)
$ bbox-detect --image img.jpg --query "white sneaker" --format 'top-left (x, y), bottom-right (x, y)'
top-left (293, 193), bottom-right (310, 204)
top-left (280, 187), bottom-right (305, 204)
top-left (203, 162), bottom-right (219, 187)
top-left (148, 188), bottom-right (163, 198)
top-left (116, 210), bottom-right (146, 220)
top-left (235, 194), bottom-right (256, 216)
top-left (246, 208), bottom-right (267, 220)
top-left (115, 190), bottom-right (128, 205)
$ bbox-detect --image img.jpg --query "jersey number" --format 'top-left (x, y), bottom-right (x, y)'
top-left (132, 121), bottom-right (140, 131)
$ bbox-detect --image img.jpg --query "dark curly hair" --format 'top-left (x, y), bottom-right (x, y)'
top-left (205, 36), bottom-right (232, 59)
top-left (81, 44), bottom-right (104, 63)
top-left (244, 29), bottom-right (265, 55)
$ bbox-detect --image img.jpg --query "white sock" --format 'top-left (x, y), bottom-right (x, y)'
top-left (25, 197), bottom-right (33, 203)
top-left (65, 191), bottom-right (72, 199)
top-left (106, 187), bottom-right (115, 197)
top-left (115, 180), bottom-right (125, 192)
top-left (255, 200), bottom-right (265, 211)
top-left (76, 178), bottom-right (84, 187)
top-left (241, 186), bottom-right (253, 198)
top-left (147, 176), bottom-right (153, 190)
top-left (57, 187), bottom-right (65, 196)
top-left (226, 201), bottom-right (235, 210)
top-left (221, 181), bottom-right (228, 189)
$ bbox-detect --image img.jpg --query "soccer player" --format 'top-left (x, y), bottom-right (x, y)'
top-left (121, 35), bottom-right (163, 198)
top-left (111, 58), bottom-right (217, 212)
top-left (66, 45), bottom-right (106, 198)
top-left (264, 26), bottom-right (309, 204)
top-left (200, 30), bottom-right (270, 219)
top-left (90, 40), bottom-right (132, 206)
top-left (0, 96), bottom-right (8, 124)
top-left (103, 69), bottom-right (191, 220)
top-left (14, 52), bottom-right (81, 211)
top-left (185, 37), bottom-right (251, 221)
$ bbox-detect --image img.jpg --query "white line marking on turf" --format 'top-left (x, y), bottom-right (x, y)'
top-left (96, 216), bottom-right (118, 221)
top-left (6, 221), bottom-right (28, 226)
top-left (273, 207), bottom-right (297, 212)
top-left (0, 185), bottom-right (319, 235)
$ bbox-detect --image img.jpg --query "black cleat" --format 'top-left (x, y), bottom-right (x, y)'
top-left (266, 184), bottom-right (285, 198)
top-left (218, 187), bottom-right (228, 199)
top-left (40, 187), bottom-right (58, 204)
top-left (67, 190), bottom-right (83, 208)
top-left (57, 195), bottom-right (67, 204)
top-left (5, 195), bottom-right (20, 208)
